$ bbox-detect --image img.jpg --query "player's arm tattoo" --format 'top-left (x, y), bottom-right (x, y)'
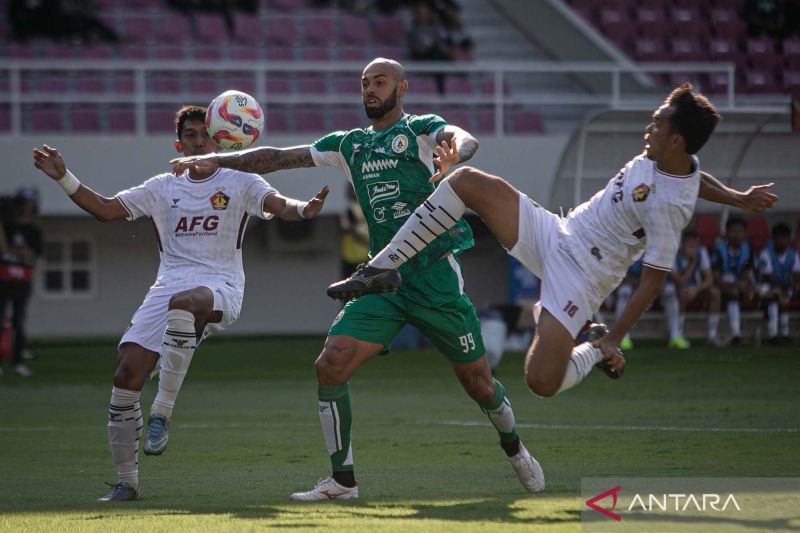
top-left (436, 126), bottom-right (479, 164)
top-left (217, 145), bottom-right (315, 174)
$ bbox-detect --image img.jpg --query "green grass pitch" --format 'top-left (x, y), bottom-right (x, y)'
top-left (0, 337), bottom-right (798, 532)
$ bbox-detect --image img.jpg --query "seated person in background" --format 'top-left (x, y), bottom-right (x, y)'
top-left (407, 1), bottom-right (453, 94)
top-left (611, 259), bottom-right (643, 351)
top-left (712, 217), bottom-right (753, 346)
top-left (756, 222), bottom-right (800, 344)
top-left (661, 229), bottom-right (721, 348)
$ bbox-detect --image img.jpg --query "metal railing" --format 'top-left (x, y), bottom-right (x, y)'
top-left (0, 59), bottom-right (740, 136)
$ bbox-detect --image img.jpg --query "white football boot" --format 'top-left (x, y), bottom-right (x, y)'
top-left (508, 443), bottom-right (545, 493)
top-left (289, 477), bottom-right (359, 501)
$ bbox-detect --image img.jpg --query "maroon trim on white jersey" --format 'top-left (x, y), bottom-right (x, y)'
top-left (150, 218), bottom-right (163, 252)
top-left (236, 213), bottom-right (249, 249)
top-left (185, 168), bottom-right (221, 184)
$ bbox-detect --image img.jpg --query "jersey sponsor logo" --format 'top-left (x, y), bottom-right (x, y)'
top-left (373, 206), bottom-right (386, 223)
top-left (391, 201), bottom-right (410, 219)
top-left (391, 134), bottom-right (408, 153)
top-left (171, 198), bottom-right (181, 208)
top-left (632, 183), bottom-right (650, 202)
top-left (210, 189), bottom-right (230, 210)
top-left (175, 215), bottom-right (220, 235)
top-left (361, 159), bottom-right (399, 173)
top-left (368, 180), bottom-right (400, 206)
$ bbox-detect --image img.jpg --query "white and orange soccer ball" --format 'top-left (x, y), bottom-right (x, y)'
top-left (206, 90), bottom-right (264, 150)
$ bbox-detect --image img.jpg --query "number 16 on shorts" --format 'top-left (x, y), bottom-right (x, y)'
top-left (459, 333), bottom-right (476, 353)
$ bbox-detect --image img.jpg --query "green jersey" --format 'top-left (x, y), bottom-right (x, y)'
top-left (311, 113), bottom-right (474, 276)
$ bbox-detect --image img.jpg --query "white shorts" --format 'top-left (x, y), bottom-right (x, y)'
top-left (508, 194), bottom-right (604, 338)
top-left (119, 282), bottom-right (242, 353)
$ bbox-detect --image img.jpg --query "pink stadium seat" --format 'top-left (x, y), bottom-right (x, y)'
top-left (334, 77), bottom-right (361, 96)
top-left (147, 106), bottom-right (176, 132)
top-left (189, 75), bottom-right (219, 95)
top-left (266, 17), bottom-right (297, 45)
top-left (375, 15), bottom-right (405, 45)
top-left (265, 77), bottom-right (290, 94)
top-left (229, 46), bottom-right (260, 61)
top-left (782, 70), bottom-right (800, 92)
top-left (196, 13), bottom-right (230, 42)
top-left (670, 37), bottom-right (704, 61)
top-left (339, 15), bottom-right (371, 45)
top-left (444, 76), bottom-right (474, 95)
top-left (161, 13), bottom-right (193, 43)
top-left (76, 74), bottom-right (107, 93)
top-left (43, 44), bottom-right (74, 59)
top-left (301, 47), bottom-right (331, 61)
top-left (480, 77), bottom-right (510, 96)
top-left (295, 109), bottom-right (325, 132)
top-left (233, 13), bottom-right (262, 44)
top-left (339, 47), bottom-right (368, 61)
top-left (670, 6), bottom-right (700, 25)
top-left (476, 108), bottom-right (498, 134)
top-left (708, 71), bottom-right (732, 94)
top-left (156, 45), bottom-right (186, 60)
top-left (70, 106), bottom-right (102, 132)
top-left (80, 44), bottom-right (114, 60)
top-left (373, 46), bottom-right (404, 60)
top-left (149, 74), bottom-right (182, 94)
top-left (304, 17), bottom-right (335, 45)
top-left (265, 107), bottom-right (289, 132)
top-left (31, 106), bottom-right (63, 132)
top-left (125, 15), bottom-right (157, 43)
top-left (8, 43), bottom-right (36, 59)
top-left (407, 76), bottom-right (438, 94)
top-left (633, 37), bottom-right (667, 61)
top-left (330, 109), bottom-right (362, 130)
top-left (635, 6), bottom-right (665, 33)
top-left (694, 214), bottom-right (719, 248)
top-left (511, 110), bottom-right (544, 133)
top-left (266, 46), bottom-right (293, 61)
top-left (0, 106), bottom-right (10, 132)
top-left (112, 73), bottom-right (135, 93)
top-left (747, 38), bottom-right (781, 70)
top-left (709, 38), bottom-right (737, 62)
top-left (785, 37), bottom-right (800, 69)
top-left (120, 45), bottom-right (149, 60)
top-left (747, 216), bottom-right (770, 252)
top-left (710, 9), bottom-right (746, 38)
top-left (193, 45), bottom-right (224, 61)
top-left (598, 7), bottom-right (629, 36)
top-left (268, 0), bottom-right (302, 9)
top-left (108, 107), bottom-right (136, 133)
top-left (297, 76), bottom-right (327, 94)
top-left (222, 74), bottom-right (256, 94)
top-left (745, 70), bottom-right (780, 93)
top-left (441, 108), bottom-right (471, 130)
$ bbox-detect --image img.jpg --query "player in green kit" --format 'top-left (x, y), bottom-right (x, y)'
top-left (170, 58), bottom-right (543, 500)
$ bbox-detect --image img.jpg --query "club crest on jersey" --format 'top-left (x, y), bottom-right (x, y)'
top-left (210, 189), bottom-right (230, 210)
top-left (632, 183), bottom-right (650, 202)
top-left (392, 134), bottom-right (409, 153)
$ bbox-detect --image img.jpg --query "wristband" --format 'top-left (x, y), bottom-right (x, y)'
top-left (296, 202), bottom-right (308, 219)
top-left (57, 170), bottom-right (81, 195)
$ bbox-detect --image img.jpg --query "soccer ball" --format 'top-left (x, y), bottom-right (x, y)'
top-left (206, 90), bottom-right (264, 150)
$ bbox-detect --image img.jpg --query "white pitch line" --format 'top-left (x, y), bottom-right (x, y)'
top-left (439, 420), bottom-right (800, 434)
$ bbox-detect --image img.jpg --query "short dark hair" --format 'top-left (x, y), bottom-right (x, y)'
top-left (726, 216), bottom-right (746, 231)
top-left (665, 84), bottom-right (721, 154)
top-left (175, 105), bottom-right (207, 138)
top-left (681, 228), bottom-right (698, 242)
top-left (772, 222), bottom-right (792, 239)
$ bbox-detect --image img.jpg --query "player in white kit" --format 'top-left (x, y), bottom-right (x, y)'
top-left (32, 106), bottom-right (329, 502)
top-left (328, 84), bottom-right (778, 481)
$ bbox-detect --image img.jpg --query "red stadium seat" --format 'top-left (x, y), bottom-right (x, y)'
top-left (192, 45), bottom-right (224, 61)
top-left (233, 13), bottom-right (262, 44)
top-left (633, 37), bottom-right (668, 61)
top-left (708, 71), bottom-right (732, 94)
top-left (146, 106), bottom-right (176, 132)
top-left (476, 108), bottom-right (498, 134)
top-left (784, 37), bottom-right (800, 69)
top-left (108, 107), bottom-right (136, 133)
top-left (444, 76), bottom-right (474, 95)
top-left (746, 216), bottom-right (770, 252)
top-left (161, 13), bottom-right (193, 43)
top-left (301, 47), bottom-right (331, 61)
top-left (670, 37), bottom-right (704, 61)
top-left (148, 74), bottom-right (182, 94)
top-left (334, 76), bottom-right (361, 96)
top-left (330, 109), bottom-right (362, 130)
top-left (694, 213), bottom-right (720, 248)
top-left (222, 74), bottom-right (256, 95)
top-left (119, 45), bottom-right (149, 60)
top-left (30, 105), bottom-right (64, 132)
top-left (297, 75), bottom-right (327, 95)
top-left (339, 15), bottom-right (371, 45)
top-left (265, 77), bottom-right (290, 95)
top-left (112, 73), bottom-right (135, 94)
top-left (80, 44), bottom-right (114, 60)
top-left (635, 6), bottom-right (665, 33)
top-left (265, 107), bottom-right (289, 133)
top-left (783, 70), bottom-right (800, 92)
top-left (268, 0), bottom-right (302, 9)
top-left (75, 73), bottom-right (107, 93)
top-left (7, 43), bottom-right (36, 59)
top-left (266, 17), bottom-right (297, 46)
top-left (229, 46), bottom-right (260, 61)
top-left (188, 75), bottom-right (219, 96)
top-left (441, 108), bottom-right (472, 130)
top-left (745, 70), bottom-right (780, 93)
top-left (125, 15), bottom-right (158, 43)
top-left (375, 15), bottom-right (406, 45)
top-left (0, 106), bottom-right (10, 132)
top-left (70, 105), bottom-right (102, 132)
top-left (43, 44), bottom-right (75, 59)
top-left (338, 47), bottom-right (368, 61)
top-left (266, 46), bottom-right (293, 61)
top-left (295, 109), bottom-right (326, 132)
top-left (407, 76), bottom-right (438, 95)
top-left (304, 17), bottom-right (335, 46)
top-left (709, 38), bottom-right (738, 62)
top-left (196, 13), bottom-right (230, 42)
top-left (511, 109), bottom-right (544, 133)
top-left (155, 45), bottom-right (186, 61)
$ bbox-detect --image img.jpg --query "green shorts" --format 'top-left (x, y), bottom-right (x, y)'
top-left (328, 257), bottom-right (485, 363)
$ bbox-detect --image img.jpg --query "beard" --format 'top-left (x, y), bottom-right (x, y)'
top-left (364, 90), bottom-right (398, 119)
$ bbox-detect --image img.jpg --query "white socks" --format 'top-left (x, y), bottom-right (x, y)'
top-left (780, 312), bottom-right (790, 336)
top-left (557, 343), bottom-right (603, 394)
top-left (369, 179), bottom-right (465, 269)
top-left (727, 301), bottom-right (741, 337)
top-left (152, 309), bottom-right (197, 419)
top-left (767, 300), bottom-right (779, 337)
top-left (708, 313), bottom-right (720, 340)
top-left (107, 387), bottom-right (142, 489)
top-left (662, 284), bottom-right (682, 339)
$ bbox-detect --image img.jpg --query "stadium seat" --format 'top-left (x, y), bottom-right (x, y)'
top-left (155, 45), bottom-right (186, 61)
top-left (297, 75), bottom-right (327, 94)
top-left (746, 38), bottom-right (782, 71)
top-left (304, 17), bottom-right (335, 45)
top-left (330, 109), bottom-right (362, 130)
top-left (112, 73), bottom-right (135, 94)
top-left (43, 44), bottom-right (75, 59)
top-left (108, 107), bottom-right (136, 133)
top-left (338, 47), bottom-right (368, 61)
top-left (125, 15), bottom-right (157, 43)
top-left (265, 77), bottom-right (291, 95)
top-left (223, 74), bottom-right (256, 94)
top-left (266, 17), bottom-right (297, 46)
top-left (339, 15), bottom-right (371, 45)
top-left (229, 46), bottom-right (260, 61)
top-left (265, 107), bottom-right (289, 132)
top-left (301, 47), bottom-right (331, 61)
top-left (670, 6), bottom-right (704, 37)
top-left (511, 109), bottom-right (545, 133)
top-left (30, 105), bottom-right (63, 132)
top-left (119, 45), bottom-right (149, 60)
top-left (598, 7), bottom-right (630, 37)
top-left (267, 0), bottom-right (303, 9)
top-left (694, 213), bottom-right (720, 248)
top-left (295, 109), bottom-right (326, 132)
top-left (266, 46), bottom-right (294, 61)
top-left (7, 43), bottom-right (36, 59)
top-left (233, 13), bottom-right (263, 44)
top-left (635, 6), bottom-right (665, 34)
top-left (441, 108), bottom-right (472, 130)
top-left (372, 46), bottom-right (404, 60)
top-left (708, 71), bottom-right (732, 94)
top-left (709, 38), bottom-right (738, 62)
top-left (744, 70), bottom-right (780, 93)
top-left (0, 106), bottom-right (10, 132)
top-left (375, 15), bottom-right (406, 45)
top-left (476, 108), bottom-right (498, 134)
top-left (633, 37), bottom-right (668, 61)
top-left (670, 37), bottom-right (704, 61)
top-left (407, 76), bottom-right (438, 95)
top-left (146, 106), bottom-right (177, 132)
top-left (784, 37), bottom-right (800, 69)
top-left (444, 76), bottom-right (474, 95)
top-left (188, 75), bottom-right (219, 96)
top-left (75, 73), bottom-right (107, 93)
top-left (783, 70), bottom-right (800, 92)
top-left (80, 44), bottom-right (115, 60)
top-left (746, 216), bottom-right (770, 252)
top-left (149, 74), bottom-right (183, 94)
top-left (192, 45), bottom-right (225, 61)
top-left (70, 106), bottom-right (102, 132)
top-left (480, 77), bottom-right (511, 96)
top-left (709, 8), bottom-right (746, 37)
top-left (196, 13), bottom-right (230, 42)
top-left (161, 13), bottom-right (193, 43)
top-left (334, 76), bottom-right (361, 96)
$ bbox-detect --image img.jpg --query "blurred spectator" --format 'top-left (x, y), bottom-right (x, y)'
top-left (407, 1), bottom-right (453, 94)
top-left (745, 0), bottom-right (786, 37)
top-left (661, 229), bottom-right (721, 349)
top-left (712, 217), bottom-right (753, 346)
top-left (428, 0), bottom-right (472, 51)
top-left (756, 222), bottom-right (800, 344)
top-left (339, 188), bottom-right (370, 278)
top-left (167, 0), bottom-right (257, 39)
top-left (0, 188), bottom-right (42, 378)
top-left (785, 0), bottom-right (800, 35)
top-left (8, 0), bottom-right (119, 43)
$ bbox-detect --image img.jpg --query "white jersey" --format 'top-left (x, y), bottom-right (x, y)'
top-left (116, 168), bottom-right (277, 290)
top-left (562, 154), bottom-right (700, 296)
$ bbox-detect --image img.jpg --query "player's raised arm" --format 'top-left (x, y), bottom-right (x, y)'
top-left (171, 145), bottom-right (315, 176)
top-left (32, 145), bottom-right (128, 222)
top-left (698, 171), bottom-right (778, 212)
top-left (429, 126), bottom-right (479, 183)
top-left (262, 186), bottom-right (329, 221)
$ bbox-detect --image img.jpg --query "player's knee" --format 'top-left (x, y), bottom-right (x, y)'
top-left (315, 350), bottom-right (348, 385)
top-left (113, 360), bottom-right (145, 390)
top-left (525, 374), bottom-right (558, 398)
top-left (168, 290), bottom-right (196, 311)
top-left (467, 381), bottom-right (496, 404)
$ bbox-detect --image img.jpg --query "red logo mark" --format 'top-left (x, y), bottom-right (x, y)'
top-left (586, 485), bottom-right (622, 521)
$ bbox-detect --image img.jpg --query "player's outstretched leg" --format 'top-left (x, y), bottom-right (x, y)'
top-left (574, 323), bottom-right (625, 379)
top-left (102, 386), bottom-right (143, 502)
top-left (326, 263), bottom-right (402, 300)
